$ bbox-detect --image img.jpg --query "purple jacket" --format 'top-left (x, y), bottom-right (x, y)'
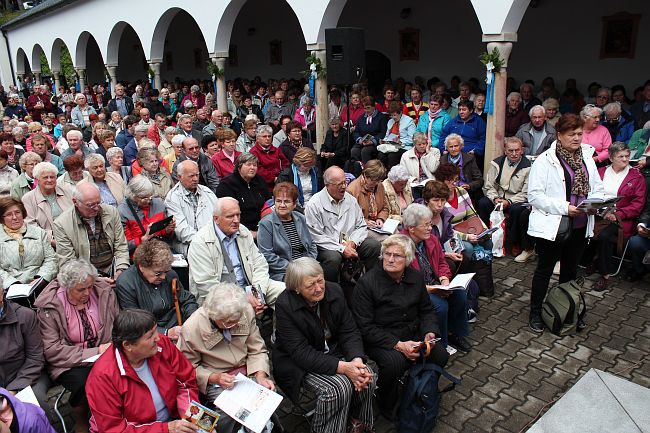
top-left (0, 387), bottom-right (56, 433)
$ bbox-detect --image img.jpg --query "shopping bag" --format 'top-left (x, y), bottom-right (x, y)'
top-left (490, 203), bottom-right (506, 258)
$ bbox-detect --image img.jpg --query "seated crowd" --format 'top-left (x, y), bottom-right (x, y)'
top-left (0, 74), bottom-right (649, 433)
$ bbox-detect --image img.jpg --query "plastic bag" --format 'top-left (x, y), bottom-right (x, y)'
top-left (490, 203), bottom-right (506, 257)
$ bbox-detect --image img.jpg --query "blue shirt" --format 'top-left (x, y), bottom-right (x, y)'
top-left (133, 359), bottom-right (170, 422)
top-left (214, 223), bottom-right (246, 286)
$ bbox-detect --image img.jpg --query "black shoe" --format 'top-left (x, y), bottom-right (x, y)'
top-left (529, 314), bottom-right (544, 333)
top-left (449, 335), bottom-right (472, 353)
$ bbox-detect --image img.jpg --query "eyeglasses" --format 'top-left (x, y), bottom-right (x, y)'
top-left (416, 222), bottom-right (433, 229)
top-left (78, 201), bottom-right (101, 209)
top-left (605, 117), bottom-right (620, 123)
top-left (328, 181), bottom-right (348, 188)
top-left (151, 268), bottom-right (171, 277)
top-left (275, 199), bottom-right (294, 206)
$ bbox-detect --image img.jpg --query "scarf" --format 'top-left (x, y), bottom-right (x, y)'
top-left (427, 107), bottom-right (443, 139)
top-left (556, 145), bottom-right (590, 196)
top-left (292, 164), bottom-right (318, 206)
top-left (4, 224), bottom-right (27, 257)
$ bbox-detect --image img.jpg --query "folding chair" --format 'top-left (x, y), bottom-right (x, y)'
top-left (54, 388), bottom-right (69, 433)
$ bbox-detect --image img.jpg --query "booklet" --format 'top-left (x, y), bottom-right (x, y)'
top-left (6, 277), bottom-right (46, 300)
top-left (427, 273), bottom-right (476, 291)
top-left (82, 354), bottom-right (101, 363)
top-left (147, 215), bottom-right (174, 235)
top-left (443, 233), bottom-right (465, 254)
top-left (476, 226), bottom-right (500, 240)
top-left (16, 386), bottom-right (40, 407)
top-left (185, 400), bottom-right (220, 433)
top-left (369, 218), bottom-right (400, 235)
top-left (577, 197), bottom-right (620, 211)
top-left (215, 373), bottom-right (282, 433)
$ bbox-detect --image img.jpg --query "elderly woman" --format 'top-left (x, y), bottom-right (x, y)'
top-left (351, 96), bottom-right (388, 164)
top-left (94, 128), bottom-right (115, 162)
top-left (80, 153), bottom-right (126, 206)
top-left (116, 240), bottom-right (197, 340)
top-left (35, 259), bottom-right (119, 433)
top-left (22, 162), bottom-right (73, 240)
top-left (379, 101), bottom-right (416, 169)
top-left (212, 128), bottom-right (241, 179)
top-left (416, 95), bottom-right (451, 148)
top-left (70, 94), bottom-right (97, 130)
top-left (0, 150), bottom-right (18, 196)
top-left (602, 102), bottom-right (635, 144)
top-left (543, 98), bottom-right (561, 127)
top-left (279, 120), bottom-right (315, 163)
top-left (277, 147), bottom-right (323, 209)
top-left (0, 197), bottom-right (57, 290)
top-left (321, 116), bottom-right (349, 169)
top-left (57, 154), bottom-right (90, 189)
top-left (581, 142), bottom-right (645, 291)
top-left (0, 133), bottom-right (24, 174)
top-left (401, 204), bottom-right (472, 353)
top-left (527, 113), bottom-right (606, 333)
top-left (274, 258), bottom-right (376, 433)
top-left (87, 121), bottom-right (107, 152)
top-left (439, 133), bottom-right (483, 203)
top-left (258, 182), bottom-right (318, 281)
top-left (136, 147), bottom-right (173, 199)
top-left (215, 153), bottom-right (271, 234)
top-left (178, 283), bottom-right (274, 433)
top-left (580, 104), bottom-right (612, 165)
top-left (86, 309), bottom-right (199, 433)
top-left (158, 125), bottom-right (176, 157)
top-left (352, 234), bottom-right (447, 419)
top-left (505, 92), bottom-right (530, 137)
top-left (423, 180), bottom-right (465, 265)
top-left (118, 175), bottom-right (175, 254)
top-left (104, 146), bottom-right (131, 183)
top-left (382, 164), bottom-right (414, 223)
top-left (10, 152), bottom-right (41, 200)
top-left (400, 131), bottom-right (441, 182)
top-left (346, 160), bottom-right (390, 234)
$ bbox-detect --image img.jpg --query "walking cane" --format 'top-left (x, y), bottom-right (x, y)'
top-left (171, 278), bottom-right (183, 326)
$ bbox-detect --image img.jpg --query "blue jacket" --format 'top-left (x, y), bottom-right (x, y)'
top-left (0, 388), bottom-right (57, 433)
top-left (257, 211), bottom-right (318, 281)
top-left (352, 110), bottom-right (388, 145)
top-left (70, 105), bottom-right (97, 129)
top-left (115, 129), bottom-right (133, 149)
top-left (602, 114), bottom-right (635, 144)
top-left (385, 114), bottom-right (416, 150)
top-left (4, 105), bottom-right (28, 120)
top-left (416, 110), bottom-right (451, 145)
top-left (438, 113), bottom-right (486, 155)
top-left (123, 138), bottom-right (138, 165)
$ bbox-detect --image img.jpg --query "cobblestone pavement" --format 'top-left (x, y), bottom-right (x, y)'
top-left (48, 256), bottom-right (650, 433)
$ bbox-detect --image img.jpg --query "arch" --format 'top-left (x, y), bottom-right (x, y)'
top-left (108, 22), bottom-right (147, 82)
top-left (150, 7), bottom-right (182, 62)
top-left (51, 38), bottom-right (69, 72)
top-left (75, 31), bottom-right (95, 69)
top-left (106, 21), bottom-right (132, 66)
top-left (31, 43), bottom-right (46, 72)
top-left (213, 0), bottom-right (247, 54)
top-left (315, 0), bottom-right (348, 45)
top-left (16, 47), bottom-right (30, 75)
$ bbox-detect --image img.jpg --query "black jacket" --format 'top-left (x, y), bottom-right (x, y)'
top-left (215, 171), bottom-right (270, 231)
top-left (115, 265), bottom-right (198, 334)
top-left (172, 152), bottom-right (220, 194)
top-left (352, 266), bottom-right (440, 351)
top-left (321, 128), bottom-right (350, 169)
top-left (146, 99), bottom-right (166, 117)
top-left (273, 282), bottom-right (366, 401)
top-left (107, 96), bottom-right (135, 117)
top-left (440, 151), bottom-right (484, 194)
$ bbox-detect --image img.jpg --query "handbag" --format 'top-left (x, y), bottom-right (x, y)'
top-left (453, 215), bottom-right (485, 235)
top-left (555, 215), bottom-right (572, 243)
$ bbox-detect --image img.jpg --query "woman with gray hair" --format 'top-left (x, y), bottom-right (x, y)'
top-left (158, 125), bottom-right (177, 157)
top-left (321, 115), bottom-right (349, 169)
top-left (79, 153), bottom-right (126, 206)
top-left (9, 151), bottom-right (42, 200)
top-left (602, 102), bottom-right (635, 144)
top-left (274, 257), bottom-right (376, 433)
top-left (542, 98), bottom-right (561, 127)
top-left (35, 258), bottom-right (119, 433)
top-left (136, 147), bottom-right (173, 198)
top-left (580, 104), bottom-right (611, 165)
top-left (105, 146), bottom-right (132, 183)
top-left (505, 91), bottom-right (530, 137)
top-left (178, 282), bottom-right (275, 433)
top-left (400, 130), bottom-right (440, 181)
top-left (382, 164), bottom-right (414, 222)
top-left (118, 175), bottom-right (175, 253)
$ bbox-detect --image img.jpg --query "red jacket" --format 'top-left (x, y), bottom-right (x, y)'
top-left (211, 149), bottom-right (241, 179)
top-left (147, 124), bottom-right (163, 146)
top-left (340, 104), bottom-right (365, 126)
top-left (597, 166), bottom-right (646, 238)
top-left (86, 335), bottom-right (198, 433)
top-left (249, 143), bottom-right (289, 190)
top-left (402, 230), bottom-right (452, 280)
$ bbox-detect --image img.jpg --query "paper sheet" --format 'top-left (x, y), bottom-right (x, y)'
top-left (16, 386), bottom-right (40, 407)
top-left (428, 272), bottom-right (476, 291)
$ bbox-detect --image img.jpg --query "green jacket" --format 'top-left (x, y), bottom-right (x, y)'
top-left (0, 224), bottom-right (57, 288)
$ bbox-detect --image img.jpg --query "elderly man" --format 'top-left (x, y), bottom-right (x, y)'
top-left (519, 83), bottom-right (542, 113)
top-left (30, 132), bottom-right (64, 175)
top-left (452, 82), bottom-right (475, 108)
top-left (187, 197), bottom-right (285, 310)
top-left (52, 182), bottom-right (129, 280)
top-left (478, 137), bottom-right (534, 262)
top-left (594, 87), bottom-right (611, 109)
top-left (146, 112), bottom-right (168, 146)
top-left (602, 102), bottom-right (635, 144)
top-left (176, 113), bottom-right (201, 141)
top-left (26, 85), bottom-right (53, 121)
top-left (516, 105), bottom-right (556, 157)
top-left (107, 83), bottom-right (135, 118)
top-left (59, 130), bottom-right (93, 160)
top-left (138, 107), bottom-right (153, 127)
top-left (172, 136), bottom-right (219, 193)
top-left (266, 90), bottom-right (293, 127)
top-left (305, 166), bottom-right (381, 282)
top-left (123, 124), bottom-right (150, 165)
top-left (4, 94), bottom-right (28, 120)
top-left (165, 159), bottom-right (217, 255)
top-left (202, 109), bottom-right (223, 138)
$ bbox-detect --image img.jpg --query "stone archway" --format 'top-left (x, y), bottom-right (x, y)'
top-left (107, 21), bottom-right (147, 83)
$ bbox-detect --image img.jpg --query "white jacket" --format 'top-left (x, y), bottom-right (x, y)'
top-left (527, 142), bottom-right (605, 241)
top-left (400, 148), bottom-right (441, 180)
top-left (164, 183), bottom-right (217, 255)
top-left (187, 222), bottom-right (285, 306)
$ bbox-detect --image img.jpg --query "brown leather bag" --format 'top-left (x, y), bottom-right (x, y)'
top-left (453, 214), bottom-right (486, 235)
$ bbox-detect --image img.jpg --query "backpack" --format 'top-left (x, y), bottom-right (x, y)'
top-left (541, 278), bottom-right (586, 336)
top-left (397, 356), bottom-right (461, 433)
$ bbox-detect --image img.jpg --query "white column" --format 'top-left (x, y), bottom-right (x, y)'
top-left (149, 61), bottom-right (162, 90)
top-left (52, 70), bottom-right (61, 93)
top-left (75, 67), bottom-right (86, 92)
top-left (210, 55), bottom-right (227, 112)
top-left (106, 65), bottom-right (118, 96)
top-left (33, 71), bottom-right (41, 86)
top-left (312, 49), bottom-right (328, 153)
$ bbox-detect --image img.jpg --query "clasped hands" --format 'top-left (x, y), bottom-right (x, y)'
top-left (338, 358), bottom-right (373, 392)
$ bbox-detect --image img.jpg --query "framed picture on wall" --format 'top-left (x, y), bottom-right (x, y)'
top-left (270, 40), bottom-right (282, 65)
top-left (229, 45), bottom-right (238, 66)
top-left (600, 12), bottom-right (641, 59)
top-left (399, 28), bottom-right (419, 61)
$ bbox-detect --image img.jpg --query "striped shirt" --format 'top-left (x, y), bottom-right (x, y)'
top-left (282, 219), bottom-right (305, 260)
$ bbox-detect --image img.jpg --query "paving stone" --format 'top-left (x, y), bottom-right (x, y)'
top-left (466, 362), bottom-right (499, 382)
top-left (556, 355), bottom-right (588, 376)
top-left (594, 345), bottom-right (623, 362)
top-left (529, 381), bottom-right (563, 402)
top-left (515, 395), bottom-right (548, 419)
top-left (490, 365), bottom-right (522, 385)
top-left (496, 408), bottom-right (536, 433)
top-left (518, 366), bottom-right (551, 386)
top-left (465, 408), bottom-right (506, 432)
top-left (477, 376), bottom-right (510, 399)
top-left (504, 352), bottom-right (536, 371)
top-left (519, 341), bottom-right (553, 359)
top-left (531, 353), bottom-right (563, 373)
top-left (493, 339), bottom-right (527, 358)
top-left (441, 405), bottom-right (480, 431)
top-left (487, 393), bottom-right (522, 417)
top-left (485, 328), bottom-right (517, 344)
top-left (568, 345), bottom-right (595, 363)
top-left (458, 390), bottom-right (494, 415)
top-left (544, 341), bottom-right (574, 361)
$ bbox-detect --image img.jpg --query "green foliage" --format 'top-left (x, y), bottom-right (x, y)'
top-left (0, 9), bottom-right (25, 25)
top-left (39, 46), bottom-right (75, 87)
top-left (479, 47), bottom-right (504, 73)
top-left (301, 55), bottom-right (326, 80)
top-left (206, 61), bottom-right (224, 79)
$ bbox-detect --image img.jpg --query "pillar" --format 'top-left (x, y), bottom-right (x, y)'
top-left (149, 61), bottom-right (162, 90)
top-left (33, 71), bottom-right (41, 86)
top-left (210, 55), bottom-right (227, 112)
top-left (312, 49), bottom-right (328, 154)
top-left (482, 35), bottom-right (514, 173)
top-left (52, 70), bottom-right (61, 93)
top-left (75, 67), bottom-right (86, 92)
top-left (106, 65), bottom-right (118, 96)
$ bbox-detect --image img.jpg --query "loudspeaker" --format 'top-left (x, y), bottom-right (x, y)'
top-left (325, 27), bottom-right (365, 85)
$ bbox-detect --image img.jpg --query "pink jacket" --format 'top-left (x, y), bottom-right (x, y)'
top-left (583, 125), bottom-right (612, 162)
top-left (402, 230), bottom-right (452, 280)
top-left (294, 107), bottom-right (316, 128)
top-left (597, 165), bottom-right (646, 238)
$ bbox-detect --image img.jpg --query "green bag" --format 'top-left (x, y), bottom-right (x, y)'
top-left (541, 278), bottom-right (586, 336)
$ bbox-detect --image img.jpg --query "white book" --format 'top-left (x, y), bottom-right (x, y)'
top-left (6, 284), bottom-right (35, 299)
top-left (369, 218), bottom-right (400, 235)
top-left (427, 273), bottom-right (476, 291)
top-left (16, 386), bottom-right (40, 407)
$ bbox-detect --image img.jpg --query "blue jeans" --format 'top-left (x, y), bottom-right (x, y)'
top-left (628, 235), bottom-right (650, 275)
top-left (429, 290), bottom-right (469, 347)
top-left (461, 239), bottom-right (493, 261)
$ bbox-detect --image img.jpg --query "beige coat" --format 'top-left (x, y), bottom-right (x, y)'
top-left (79, 172), bottom-right (126, 204)
top-left (347, 175), bottom-right (390, 223)
top-left (52, 204), bottom-right (130, 274)
top-left (177, 307), bottom-right (270, 393)
top-left (23, 184), bottom-right (74, 238)
top-left (382, 178), bottom-right (414, 223)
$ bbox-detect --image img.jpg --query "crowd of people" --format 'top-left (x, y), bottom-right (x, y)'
top-left (0, 73), bottom-right (649, 433)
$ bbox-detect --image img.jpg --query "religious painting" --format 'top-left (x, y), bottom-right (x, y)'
top-left (600, 12), bottom-right (641, 59)
top-left (399, 28), bottom-right (419, 61)
top-left (229, 44), bottom-right (238, 66)
top-left (270, 40), bottom-right (282, 65)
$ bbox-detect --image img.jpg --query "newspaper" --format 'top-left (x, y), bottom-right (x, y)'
top-left (16, 386), bottom-right (40, 407)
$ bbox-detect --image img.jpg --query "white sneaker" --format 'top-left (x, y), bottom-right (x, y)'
top-left (467, 308), bottom-right (478, 323)
top-left (514, 250), bottom-right (535, 263)
top-left (446, 345), bottom-right (458, 355)
top-left (553, 261), bottom-right (561, 275)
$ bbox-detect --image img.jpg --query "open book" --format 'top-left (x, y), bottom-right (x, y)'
top-left (577, 197), bottom-right (620, 211)
top-left (427, 273), bottom-right (476, 291)
top-left (6, 277), bottom-right (45, 300)
top-left (369, 218), bottom-right (400, 235)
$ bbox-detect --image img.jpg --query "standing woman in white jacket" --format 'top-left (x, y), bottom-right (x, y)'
top-left (527, 113), bottom-right (605, 333)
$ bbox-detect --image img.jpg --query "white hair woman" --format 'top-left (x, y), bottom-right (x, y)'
top-left (274, 258), bottom-right (376, 433)
top-left (79, 153), bottom-right (126, 206)
top-left (580, 104), bottom-right (611, 165)
top-left (400, 131), bottom-right (440, 182)
top-left (178, 282), bottom-right (274, 433)
top-left (382, 164), bottom-right (414, 222)
top-left (9, 151), bottom-right (42, 200)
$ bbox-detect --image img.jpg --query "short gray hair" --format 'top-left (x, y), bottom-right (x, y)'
top-left (19, 151), bottom-right (42, 170)
top-left (444, 133), bottom-right (464, 148)
top-left (507, 92), bottom-right (522, 103)
top-left (387, 164), bottom-right (411, 182)
top-left (84, 153), bottom-right (105, 169)
top-left (171, 134), bottom-right (186, 146)
top-left (164, 126), bottom-right (176, 135)
top-left (234, 152), bottom-right (258, 172)
top-left (285, 257), bottom-right (324, 293)
top-left (32, 161), bottom-right (58, 179)
top-left (256, 125), bottom-right (272, 136)
top-left (413, 132), bottom-right (428, 145)
top-left (528, 105), bottom-right (545, 117)
top-left (59, 258), bottom-right (97, 289)
top-left (137, 137), bottom-right (155, 150)
top-left (176, 159), bottom-right (198, 176)
top-left (323, 165), bottom-right (345, 184)
top-left (580, 104), bottom-right (602, 119)
top-left (608, 141), bottom-right (629, 158)
top-left (134, 124), bottom-right (149, 134)
top-left (203, 282), bottom-right (250, 322)
top-left (603, 102), bottom-right (622, 116)
top-left (66, 129), bottom-right (83, 141)
top-left (542, 98), bottom-right (559, 110)
top-left (402, 203), bottom-right (432, 228)
top-left (11, 127), bottom-right (23, 136)
top-left (213, 196), bottom-right (239, 216)
top-left (381, 234), bottom-right (415, 264)
top-left (177, 114), bottom-right (192, 124)
top-left (126, 175), bottom-right (155, 200)
top-left (72, 182), bottom-right (100, 200)
top-left (190, 85), bottom-right (200, 93)
top-left (106, 146), bottom-right (123, 161)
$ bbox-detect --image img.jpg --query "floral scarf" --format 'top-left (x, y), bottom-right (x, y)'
top-left (556, 145), bottom-right (590, 196)
top-left (4, 224), bottom-right (27, 257)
